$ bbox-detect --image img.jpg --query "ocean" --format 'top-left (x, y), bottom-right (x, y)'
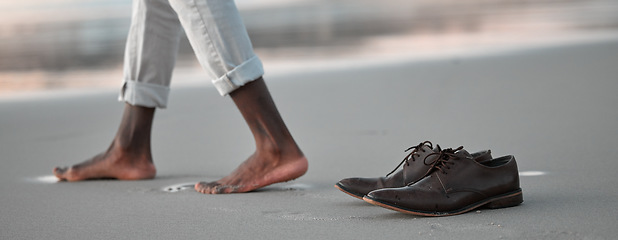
top-left (1, 0), bottom-right (617, 92)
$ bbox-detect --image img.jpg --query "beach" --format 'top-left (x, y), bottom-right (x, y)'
top-left (1, 35), bottom-right (618, 239)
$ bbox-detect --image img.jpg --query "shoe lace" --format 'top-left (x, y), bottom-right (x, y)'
top-left (421, 146), bottom-right (463, 176)
top-left (385, 141), bottom-right (433, 177)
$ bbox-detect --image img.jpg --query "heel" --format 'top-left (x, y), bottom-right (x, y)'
top-left (485, 190), bottom-right (523, 209)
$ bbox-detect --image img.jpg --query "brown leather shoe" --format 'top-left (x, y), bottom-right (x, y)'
top-left (335, 141), bottom-right (492, 200)
top-left (363, 147), bottom-right (522, 217)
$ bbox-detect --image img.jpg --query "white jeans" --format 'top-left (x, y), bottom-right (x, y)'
top-left (118, 0), bottom-right (264, 108)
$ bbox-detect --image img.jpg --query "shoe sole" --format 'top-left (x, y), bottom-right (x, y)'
top-left (334, 183), bottom-right (366, 200)
top-left (363, 188), bottom-right (523, 217)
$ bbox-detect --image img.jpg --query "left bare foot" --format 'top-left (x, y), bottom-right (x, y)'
top-left (195, 150), bottom-right (307, 194)
top-left (196, 77), bottom-right (307, 194)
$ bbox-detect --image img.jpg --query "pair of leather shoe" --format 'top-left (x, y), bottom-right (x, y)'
top-left (335, 141), bottom-right (523, 216)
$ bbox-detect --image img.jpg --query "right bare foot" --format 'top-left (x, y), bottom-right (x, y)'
top-left (53, 142), bottom-right (156, 181)
top-left (54, 103), bottom-right (157, 181)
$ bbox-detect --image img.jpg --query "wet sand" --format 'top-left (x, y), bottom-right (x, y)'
top-left (1, 36), bottom-right (618, 239)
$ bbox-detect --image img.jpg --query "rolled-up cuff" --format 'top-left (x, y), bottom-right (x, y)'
top-left (211, 55), bottom-right (264, 96)
top-left (118, 80), bottom-right (170, 109)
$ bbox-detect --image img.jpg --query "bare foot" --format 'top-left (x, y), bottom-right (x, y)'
top-left (195, 151), bottom-right (308, 194)
top-left (54, 104), bottom-right (156, 181)
top-left (195, 77), bottom-right (307, 194)
top-left (53, 142), bottom-right (156, 181)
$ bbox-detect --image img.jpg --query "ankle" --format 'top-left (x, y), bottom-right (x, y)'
top-left (257, 137), bottom-right (303, 162)
top-left (113, 134), bottom-right (150, 152)
top-left (113, 104), bottom-right (155, 152)
top-left (108, 139), bottom-right (153, 163)
top-left (256, 137), bottom-right (282, 158)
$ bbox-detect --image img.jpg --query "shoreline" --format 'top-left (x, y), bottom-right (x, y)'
top-left (2, 29), bottom-right (617, 101)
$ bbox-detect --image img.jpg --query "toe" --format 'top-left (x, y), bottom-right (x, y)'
top-left (53, 167), bottom-right (67, 180)
top-left (195, 181), bottom-right (222, 194)
top-left (194, 182), bottom-right (207, 193)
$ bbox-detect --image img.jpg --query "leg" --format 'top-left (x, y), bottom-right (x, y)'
top-left (54, 0), bottom-right (182, 180)
top-left (195, 78), bottom-right (308, 193)
top-left (119, 0), bottom-right (183, 108)
top-left (168, 0), bottom-right (307, 193)
top-left (54, 104), bottom-right (156, 181)
top-left (168, 0), bottom-right (264, 95)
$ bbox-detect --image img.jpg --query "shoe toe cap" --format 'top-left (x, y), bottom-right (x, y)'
top-left (337, 177), bottom-right (380, 196)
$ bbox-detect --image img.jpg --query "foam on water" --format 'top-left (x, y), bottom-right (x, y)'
top-left (519, 171), bottom-right (547, 177)
top-left (30, 175), bottom-right (60, 183)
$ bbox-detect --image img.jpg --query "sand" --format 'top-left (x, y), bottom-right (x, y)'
top-left (1, 36), bottom-right (618, 239)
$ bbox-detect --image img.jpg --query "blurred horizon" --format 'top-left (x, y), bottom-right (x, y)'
top-left (1, 0), bottom-right (618, 93)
